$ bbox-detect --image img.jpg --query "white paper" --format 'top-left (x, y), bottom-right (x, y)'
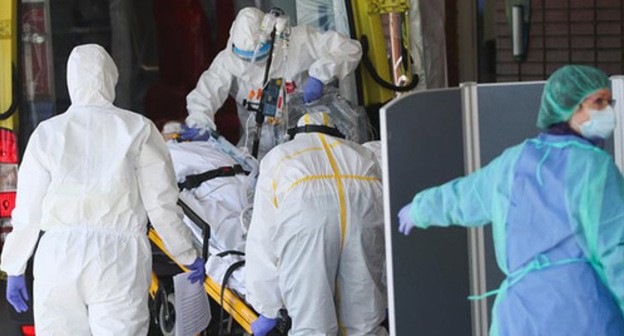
top-left (173, 273), bottom-right (212, 336)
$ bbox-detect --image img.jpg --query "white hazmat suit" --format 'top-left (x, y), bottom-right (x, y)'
top-left (0, 44), bottom-right (198, 335)
top-left (185, 7), bottom-right (362, 155)
top-left (245, 113), bottom-right (387, 335)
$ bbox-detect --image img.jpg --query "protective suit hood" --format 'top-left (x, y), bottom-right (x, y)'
top-left (66, 44), bottom-right (118, 106)
top-left (230, 7), bottom-right (265, 52)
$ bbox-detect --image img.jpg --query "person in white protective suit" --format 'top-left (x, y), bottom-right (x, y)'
top-left (0, 44), bottom-right (204, 335)
top-left (184, 7), bottom-right (362, 157)
top-left (245, 112), bottom-right (387, 336)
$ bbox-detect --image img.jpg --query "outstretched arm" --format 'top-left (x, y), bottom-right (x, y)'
top-left (408, 151), bottom-right (514, 229)
top-left (297, 26), bottom-right (362, 83)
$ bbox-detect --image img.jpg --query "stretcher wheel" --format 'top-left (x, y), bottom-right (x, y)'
top-left (157, 292), bottom-right (176, 336)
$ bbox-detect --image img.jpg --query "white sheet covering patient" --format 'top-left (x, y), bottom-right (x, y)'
top-left (163, 125), bottom-right (253, 295)
top-left (168, 140), bottom-right (250, 253)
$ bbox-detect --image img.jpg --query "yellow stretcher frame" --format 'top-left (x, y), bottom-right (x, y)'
top-left (147, 228), bottom-right (257, 334)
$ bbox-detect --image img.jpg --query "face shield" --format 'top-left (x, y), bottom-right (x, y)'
top-left (232, 41), bottom-right (271, 63)
top-left (230, 7), bottom-right (270, 64)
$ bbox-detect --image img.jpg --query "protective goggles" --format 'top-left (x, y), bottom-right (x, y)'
top-left (232, 42), bottom-right (271, 63)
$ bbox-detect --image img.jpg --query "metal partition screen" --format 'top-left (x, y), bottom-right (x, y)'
top-left (381, 88), bottom-right (472, 336)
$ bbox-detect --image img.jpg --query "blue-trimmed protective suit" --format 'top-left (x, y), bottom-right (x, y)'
top-left (408, 133), bottom-right (624, 335)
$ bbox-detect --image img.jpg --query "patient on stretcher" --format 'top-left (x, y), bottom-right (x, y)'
top-left (161, 121), bottom-right (254, 295)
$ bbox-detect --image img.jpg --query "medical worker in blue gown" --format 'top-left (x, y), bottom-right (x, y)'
top-left (398, 65), bottom-right (624, 335)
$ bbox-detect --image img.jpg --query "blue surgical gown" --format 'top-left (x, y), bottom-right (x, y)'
top-left (408, 133), bottom-right (624, 336)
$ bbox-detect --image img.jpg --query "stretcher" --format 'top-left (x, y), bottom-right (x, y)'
top-left (147, 134), bottom-right (290, 335)
top-left (147, 93), bottom-right (370, 335)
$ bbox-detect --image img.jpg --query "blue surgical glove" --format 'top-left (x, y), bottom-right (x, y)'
top-left (185, 257), bottom-right (206, 284)
top-left (179, 125), bottom-right (210, 141)
top-left (251, 315), bottom-right (278, 336)
top-left (398, 204), bottom-right (416, 235)
top-left (6, 275), bottom-right (29, 313)
top-left (303, 77), bottom-right (323, 103)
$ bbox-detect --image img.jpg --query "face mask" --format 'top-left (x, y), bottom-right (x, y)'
top-left (577, 105), bottom-right (616, 139)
